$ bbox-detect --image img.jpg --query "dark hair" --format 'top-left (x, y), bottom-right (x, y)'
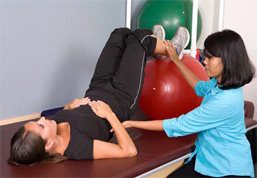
top-left (204, 29), bottom-right (255, 89)
top-left (8, 126), bottom-right (68, 166)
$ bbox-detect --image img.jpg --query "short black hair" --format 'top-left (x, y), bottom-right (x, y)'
top-left (204, 29), bottom-right (255, 89)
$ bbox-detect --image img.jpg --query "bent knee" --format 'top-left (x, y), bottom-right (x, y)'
top-left (111, 28), bottom-right (131, 36)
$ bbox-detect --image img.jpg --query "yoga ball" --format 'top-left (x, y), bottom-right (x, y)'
top-left (137, 0), bottom-right (202, 48)
top-left (139, 55), bottom-right (209, 120)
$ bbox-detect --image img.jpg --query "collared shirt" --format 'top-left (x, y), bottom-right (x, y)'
top-left (163, 78), bottom-right (254, 177)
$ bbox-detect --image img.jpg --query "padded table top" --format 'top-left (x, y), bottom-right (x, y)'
top-left (0, 107), bottom-right (196, 177)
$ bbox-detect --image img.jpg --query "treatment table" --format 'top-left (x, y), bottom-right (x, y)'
top-left (1, 101), bottom-right (256, 177)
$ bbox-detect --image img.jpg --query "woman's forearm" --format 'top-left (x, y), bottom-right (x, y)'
top-left (129, 120), bottom-right (164, 131)
top-left (164, 41), bottom-right (200, 89)
top-left (174, 60), bottom-right (200, 89)
top-left (106, 113), bottom-right (137, 156)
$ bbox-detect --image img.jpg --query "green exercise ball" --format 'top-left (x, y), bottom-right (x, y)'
top-left (137, 0), bottom-right (202, 48)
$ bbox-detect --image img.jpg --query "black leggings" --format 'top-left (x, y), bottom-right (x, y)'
top-left (87, 28), bottom-right (156, 114)
top-left (167, 156), bottom-right (251, 178)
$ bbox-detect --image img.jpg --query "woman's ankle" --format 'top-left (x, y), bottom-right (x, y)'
top-left (152, 36), bottom-right (167, 56)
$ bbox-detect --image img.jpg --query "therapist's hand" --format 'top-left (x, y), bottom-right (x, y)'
top-left (164, 40), bottom-right (180, 62)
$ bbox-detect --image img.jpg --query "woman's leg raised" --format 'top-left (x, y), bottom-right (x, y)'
top-left (88, 28), bottom-right (131, 89)
top-left (110, 29), bottom-right (167, 115)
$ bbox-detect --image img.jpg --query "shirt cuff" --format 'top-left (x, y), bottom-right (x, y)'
top-left (163, 119), bottom-right (174, 137)
top-left (194, 80), bottom-right (202, 96)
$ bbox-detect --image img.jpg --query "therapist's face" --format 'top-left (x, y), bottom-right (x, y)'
top-left (203, 53), bottom-right (223, 83)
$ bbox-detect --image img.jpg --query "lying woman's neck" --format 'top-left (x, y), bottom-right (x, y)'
top-left (51, 122), bottom-right (71, 155)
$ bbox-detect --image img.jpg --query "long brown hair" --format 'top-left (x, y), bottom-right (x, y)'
top-left (8, 126), bottom-right (68, 166)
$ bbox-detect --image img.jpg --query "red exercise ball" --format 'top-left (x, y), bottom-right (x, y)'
top-left (139, 55), bottom-right (209, 120)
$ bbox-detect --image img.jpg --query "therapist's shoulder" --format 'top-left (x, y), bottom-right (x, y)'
top-left (216, 87), bottom-right (243, 106)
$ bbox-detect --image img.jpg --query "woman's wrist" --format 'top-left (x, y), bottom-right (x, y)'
top-left (173, 57), bottom-right (181, 65)
top-left (105, 112), bottom-right (116, 121)
top-left (129, 121), bottom-right (135, 128)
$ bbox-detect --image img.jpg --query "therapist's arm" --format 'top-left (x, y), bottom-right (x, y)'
top-left (164, 40), bottom-right (200, 89)
top-left (122, 120), bottom-right (164, 131)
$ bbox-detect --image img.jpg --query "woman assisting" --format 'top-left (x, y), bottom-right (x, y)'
top-left (122, 29), bottom-right (256, 178)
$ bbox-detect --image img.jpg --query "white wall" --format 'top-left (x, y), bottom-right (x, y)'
top-left (223, 0), bottom-right (257, 119)
top-left (0, 0), bottom-right (126, 120)
top-left (196, 0), bottom-right (218, 48)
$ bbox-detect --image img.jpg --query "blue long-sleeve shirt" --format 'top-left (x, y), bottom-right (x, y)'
top-left (163, 78), bottom-right (254, 177)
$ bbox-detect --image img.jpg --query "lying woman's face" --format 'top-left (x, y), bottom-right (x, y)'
top-left (24, 117), bottom-right (57, 142)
